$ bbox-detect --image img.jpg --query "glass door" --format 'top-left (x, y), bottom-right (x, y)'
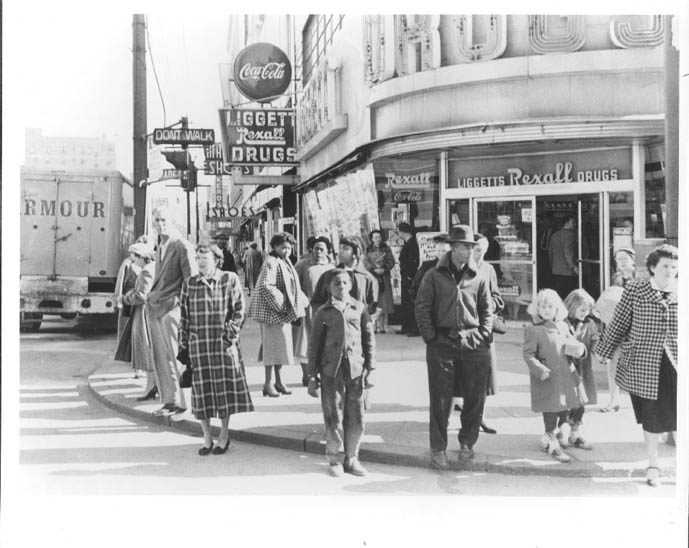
top-left (577, 194), bottom-right (603, 299)
top-left (474, 197), bottom-right (536, 321)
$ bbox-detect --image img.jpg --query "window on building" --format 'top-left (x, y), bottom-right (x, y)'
top-left (300, 15), bottom-right (345, 84)
top-left (644, 144), bottom-right (666, 239)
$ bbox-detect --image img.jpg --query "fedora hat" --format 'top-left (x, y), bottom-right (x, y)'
top-left (447, 225), bottom-right (477, 245)
top-left (432, 232), bottom-right (450, 243)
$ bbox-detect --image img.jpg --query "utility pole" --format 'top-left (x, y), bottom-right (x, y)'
top-left (132, 14), bottom-right (148, 236)
top-left (180, 116), bottom-right (192, 240)
top-left (663, 15), bottom-right (679, 246)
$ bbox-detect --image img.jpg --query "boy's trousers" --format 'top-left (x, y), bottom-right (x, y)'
top-left (320, 358), bottom-right (366, 463)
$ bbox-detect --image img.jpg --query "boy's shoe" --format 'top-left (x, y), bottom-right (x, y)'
top-left (458, 443), bottom-right (475, 460)
top-left (546, 440), bottom-right (571, 463)
top-left (430, 450), bottom-right (450, 470)
top-left (328, 462), bottom-right (345, 477)
top-left (568, 434), bottom-right (593, 450)
top-left (344, 457), bottom-right (367, 477)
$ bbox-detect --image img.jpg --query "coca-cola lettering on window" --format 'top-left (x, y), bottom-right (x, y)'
top-left (233, 43), bottom-right (293, 103)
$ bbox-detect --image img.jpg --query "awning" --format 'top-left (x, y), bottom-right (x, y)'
top-left (292, 148), bottom-right (368, 192)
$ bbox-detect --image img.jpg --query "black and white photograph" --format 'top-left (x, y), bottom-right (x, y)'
top-left (3, 3), bottom-right (688, 548)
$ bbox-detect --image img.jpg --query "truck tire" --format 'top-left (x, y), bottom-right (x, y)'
top-left (60, 313), bottom-right (77, 320)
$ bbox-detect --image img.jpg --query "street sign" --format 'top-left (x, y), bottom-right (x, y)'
top-left (153, 128), bottom-right (215, 145)
top-left (162, 168), bottom-right (187, 178)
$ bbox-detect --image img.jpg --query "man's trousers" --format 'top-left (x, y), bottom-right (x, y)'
top-left (426, 336), bottom-right (491, 451)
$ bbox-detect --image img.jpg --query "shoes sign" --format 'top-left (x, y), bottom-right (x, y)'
top-left (233, 42), bottom-right (292, 103)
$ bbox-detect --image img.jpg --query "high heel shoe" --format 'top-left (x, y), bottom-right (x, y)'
top-left (212, 437), bottom-right (230, 455)
top-left (262, 385), bottom-right (280, 397)
top-left (274, 382), bottom-right (292, 395)
top-left (137, 386), bottom-right (158, 401)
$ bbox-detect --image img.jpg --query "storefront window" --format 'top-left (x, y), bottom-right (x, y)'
top-left (302, 163), bottom-right (379, 253)
top-left (608, 191), bottom-right (634, 283)
top-left (476, 199), bottom-right (534, 320)
top-left (644, 144), bottom-right (666, 238)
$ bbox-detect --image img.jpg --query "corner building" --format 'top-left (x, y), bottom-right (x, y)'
top-left (248, 15), bottom-right (671, 318)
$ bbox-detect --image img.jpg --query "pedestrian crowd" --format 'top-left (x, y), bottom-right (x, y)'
top-left (114, 208), bottom-right (677, 485)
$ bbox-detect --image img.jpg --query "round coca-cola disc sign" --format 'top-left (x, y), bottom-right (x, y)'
top-left (233, 43), bottom-right (292, 103)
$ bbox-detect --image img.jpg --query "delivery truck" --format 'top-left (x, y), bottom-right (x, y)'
top-left (20, 166), bottom-right (135, 331)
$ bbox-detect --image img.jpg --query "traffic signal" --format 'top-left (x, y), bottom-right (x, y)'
top-left (161, 149), bottom-right (190, 170)
top-left (184, 161), bottom-right (198, 191)
top-left (162, 149), bottom-right (197, 191)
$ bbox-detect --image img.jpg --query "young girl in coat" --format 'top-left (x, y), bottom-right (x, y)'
top-left (563, 289), bottom-right (600, 450)
top-left (523, 289), bottom-right (588, 462)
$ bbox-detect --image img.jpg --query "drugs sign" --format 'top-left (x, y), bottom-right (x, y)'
top-left (221, 108), bottom-right (297, 166)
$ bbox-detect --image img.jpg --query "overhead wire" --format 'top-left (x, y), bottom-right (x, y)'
top-left (145, 15), bottom-right (167, 127)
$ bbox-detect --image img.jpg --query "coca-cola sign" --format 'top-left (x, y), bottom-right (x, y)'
top-left (233, 43), bottom-right (292, 103)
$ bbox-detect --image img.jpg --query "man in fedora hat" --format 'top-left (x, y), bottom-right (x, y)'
top-left (414, 225), bottom-right (494, 469)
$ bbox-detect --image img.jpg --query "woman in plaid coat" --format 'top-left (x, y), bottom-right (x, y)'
top-left (247, 232), bottom-right (308, 397)
top-left (594, 244), bottom-right (678, 486)
top-left (179, 244), bottom-right (254, 456)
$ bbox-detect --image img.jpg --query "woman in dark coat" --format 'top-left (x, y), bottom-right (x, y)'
top-left (363, 230), bottom-right (395, 333)
top-left (595, 244), bottom-right (678, 487)
top-left (178, 244), bottom-right (254, 456)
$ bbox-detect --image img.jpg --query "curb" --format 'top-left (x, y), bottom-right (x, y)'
top-left (86, 371), bottom-right (675, 480)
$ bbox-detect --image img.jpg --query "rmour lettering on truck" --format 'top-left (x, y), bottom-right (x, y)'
top-left (23, 199), bottom-right (105, 217)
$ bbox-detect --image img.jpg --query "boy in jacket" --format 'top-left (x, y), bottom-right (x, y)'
top-left (307, 269), bottom-right (376, 477)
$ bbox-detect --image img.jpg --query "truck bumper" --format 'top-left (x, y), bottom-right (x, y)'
top-left (20, 276), bottom-right (117, 314)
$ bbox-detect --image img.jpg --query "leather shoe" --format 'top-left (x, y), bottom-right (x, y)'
top-left (344, 457), bottom-right (368, 476)
top-left (458, 443), bottom-right (475, 460)
top-left (430, 450), bottom-right (450, 470)
top-left (480, 422), bottom-right (497, 434)
top-left (212, 437), bottom-right (230, 455)
top-left (274, 382), bottom-right (292, 395)
top-left (198, 443), bottom-right (213, 456)
top-left (328, 462), bottom-right (345, 477)
top-left (153, 403), bottom-right (185, 416)
top-left (137, 386), bottom-right (158, 401)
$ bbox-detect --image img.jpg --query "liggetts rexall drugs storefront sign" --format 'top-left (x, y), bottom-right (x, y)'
top-left (233, 42), bottom-right (292, 103)
top-left (220, 108), bottom-right (298, 166)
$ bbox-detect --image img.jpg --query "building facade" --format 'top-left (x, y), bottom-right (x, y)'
top-left (288, 14), bottom-right (671, 317)
top-left (24, 128), bottom-right (117, 171)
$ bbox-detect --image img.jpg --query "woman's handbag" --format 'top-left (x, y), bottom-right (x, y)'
top-left (492, 315), bottom-right (507, 334)
top-left (180, 365), bottom-right (193, 389)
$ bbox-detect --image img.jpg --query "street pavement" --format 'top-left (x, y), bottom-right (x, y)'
top-left (88, 313), bottom-right (676, 481)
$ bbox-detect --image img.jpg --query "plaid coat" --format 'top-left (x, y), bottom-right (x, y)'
top-left (247, 255), bottom-right (308, 325)
top-left (594, 280), bottom-right (677, 400)
top-left (179, 270), bottom-right (254, 420)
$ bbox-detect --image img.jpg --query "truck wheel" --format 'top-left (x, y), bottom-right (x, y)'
top-left (60, 313), bottom-right (77, 320)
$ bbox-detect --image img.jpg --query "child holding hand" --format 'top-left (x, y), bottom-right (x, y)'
top-left (563, 289), bottom-right (601, 450)
top-left (523, 289), bottom-right (588, 462)
top-left (307, 269), bottom-right (376, 477)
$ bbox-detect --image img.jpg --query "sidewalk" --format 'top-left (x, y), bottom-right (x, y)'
top-left (87, 317), bottom-right (676, 478)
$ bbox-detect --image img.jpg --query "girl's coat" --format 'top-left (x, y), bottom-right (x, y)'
top-left (523, 319), bottom-right (583, 412)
